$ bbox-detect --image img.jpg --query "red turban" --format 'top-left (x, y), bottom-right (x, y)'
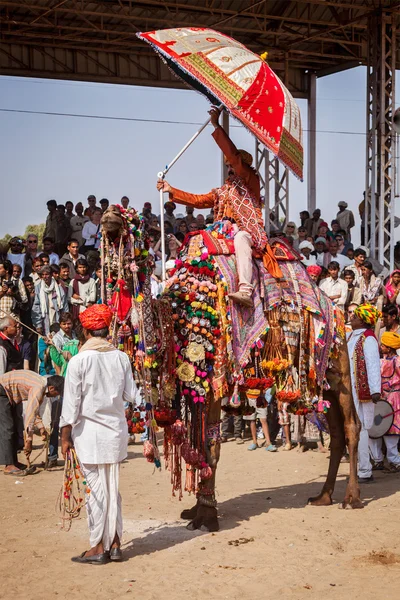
top-left (79, 304), bottom-right (113, 331)
top-left (307, 265), bottom-right (322, 277)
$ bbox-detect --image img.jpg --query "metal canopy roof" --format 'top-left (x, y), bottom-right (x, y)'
top-left (0, 1), bottom-right (399, 97)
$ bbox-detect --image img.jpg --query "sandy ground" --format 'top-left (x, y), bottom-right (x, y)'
top-left (1, 437), bottom-right (400, 600)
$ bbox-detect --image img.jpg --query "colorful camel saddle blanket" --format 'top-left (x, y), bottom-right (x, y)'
top-left (164, 230), bottom-right (343, 402)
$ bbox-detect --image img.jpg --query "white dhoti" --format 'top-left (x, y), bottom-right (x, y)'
top-left (82, 462), bottom-right (123, 551)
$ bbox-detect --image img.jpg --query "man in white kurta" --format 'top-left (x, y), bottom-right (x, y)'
top-left (346, 304), bottom-right (381, 482)
top-left (319, 261), bottom-right (348, 310)
top-left (60, 304), bottom-right (136, 564)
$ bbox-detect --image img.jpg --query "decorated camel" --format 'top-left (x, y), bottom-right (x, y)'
top-left (100, 203), bottom-right (362, 534)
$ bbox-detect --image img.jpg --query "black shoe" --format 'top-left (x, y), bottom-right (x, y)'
top-left (358, 475), bottom-right (374, 484)
top-left (109, 547), bottom-right (122, 562)
top-left (71, 551), bottom-right (110, 564)
top-left (372, 461), bottom-right (384, 471)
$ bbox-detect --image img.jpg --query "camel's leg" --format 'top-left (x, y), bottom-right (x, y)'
top-left (185, 396), bottom-right (222, 532)
top-left (308, 391), bottom-right (345, 506)
top-left (308, 342), bottom-right (362, 508)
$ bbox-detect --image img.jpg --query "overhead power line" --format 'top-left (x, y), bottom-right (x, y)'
top-left (0, 107), bottom-right (368, 136)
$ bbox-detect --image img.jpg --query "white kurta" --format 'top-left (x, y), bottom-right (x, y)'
top-left (60, 348), bottom-right (135, 463)
top-left (319, 277), bottom-right (348, 310)
top-left (346, 328), bottom-right (381, 478)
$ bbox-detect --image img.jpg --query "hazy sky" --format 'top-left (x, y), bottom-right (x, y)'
top-left (1, 66), bottom-right (397, 247)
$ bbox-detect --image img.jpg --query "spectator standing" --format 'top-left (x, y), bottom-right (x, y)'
top-left (59, 262), bottom-right (71, 287)
top-left (84, 195), bottom-right (97, 218)
top-left (184, 206), bottom-right (197, 227)
top-left (60, 240), bottom-right (85, 278)
top-left (385, 270), bottom-right (400, 305)
top-left (380, 304), bottom-right (400, 345)
top-left (24, 234), bottom-right (39, 276)
top-left (7, 237), bottom-right (26, 278)
top-left (347, 305), bottom-right (381, 483)
top-left (346, 248), bottom-right (366, 286)
top-left (319, 261), bottom-right (348, 310)
top-left (0, 260), bottom-right (20, 319)
top-left (65, 201), bottom-right (74, 222)
top-left (294, 226), bottom-right (307, 251)
top-left (164, 201), bottom-right (176, 229)
top-left (299, 241), bottom-right (316, 267)
top-left (343, 270), bottom-right (362, 317)
top-left (42, 237), bottom-right (60, 265)
top-left (299, 210), bottom-right (310, 227)
top-left (325, 239), bottom-right (352, 273)
top-left (44, 199), bottom-right (58, 240)
top-left (336, 201), bottom-right (355, 241)
top-left (54, 205), bottom-right (72, 257)
top-left (196, 214), bottom-right (206, 229)
top-left (52, 312), bottom-right (76, 352)
top-left (30, 257), bottom-right (43, 284)
top-left (15, 323), bottom-right (33, 371)
top-left (32, 266), bottom-right (68, 335)
top-left (305, 209), bottom-right (323, 239)
top-left (359, 261), bottom-right (386, 311)
top-left (142, 202), bottom-right (156, 222)
top-left (20, 277), bottom-right (36, 335)
top-left (70, 202), bottom-right (89, 248)
top-left (68, 259), bottom-right (97, 318)
top-left (100, 198), bottom-right (109, 213)
top-left (10, 264), bottom-right (28, 312)
top-left (370, 332), bottom-right (400, 472)
top-left (0, 317), bottom-right (22, 375)
top-left (81, 208), bottom-right (102, 252)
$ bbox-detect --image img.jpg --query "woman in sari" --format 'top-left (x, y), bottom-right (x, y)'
top-left (369, 331), bottom-right (400, 472)
top-left (385, 269), bottom-right (400, 305)
top-left (360, 261), bottom-right (386, 310)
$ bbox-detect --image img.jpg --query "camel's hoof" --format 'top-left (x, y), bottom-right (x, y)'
top-left (186, 505), bottom-right (219, 532)
top-left (342, 497), bottom-right (364, 510)
top-left (307, 493), bottom-right (333, 507)
top-left (180, 503), bottom-right (198, 521)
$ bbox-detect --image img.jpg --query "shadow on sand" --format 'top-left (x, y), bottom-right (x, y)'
top-left (122, 471), bottom-right (398, 559)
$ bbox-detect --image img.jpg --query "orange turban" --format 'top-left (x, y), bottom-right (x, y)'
top-left (381, 331), bottom-right (400, 350)
top-left (79, 304), bottom-right (113, 331)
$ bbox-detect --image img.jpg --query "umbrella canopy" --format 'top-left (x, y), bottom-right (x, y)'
top-left (138, 27), bottom-right (303, 180)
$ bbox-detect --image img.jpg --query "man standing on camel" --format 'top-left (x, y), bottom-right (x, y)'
top-left (60, 304), bottom-right (137, 564)
top-left (157, 106), bottom-right (272, 308)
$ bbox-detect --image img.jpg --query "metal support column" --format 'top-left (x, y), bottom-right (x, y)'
top-left (220, 110), bottom-right (229, 184)
top-left (365, 11), bottom-right (396, 270)
top-left (255, 141), bottom-right (271, 234)
top-left (308, 72), bottom-right (317, 214)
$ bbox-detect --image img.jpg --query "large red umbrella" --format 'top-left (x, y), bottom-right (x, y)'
top-left (138, 27), bottom-right (303, 180)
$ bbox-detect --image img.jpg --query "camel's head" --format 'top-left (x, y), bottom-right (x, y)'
top-left (101, 205), bottom-right (124, 240)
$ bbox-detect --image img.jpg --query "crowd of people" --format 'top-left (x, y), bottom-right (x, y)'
top-left (0, 195), bottom-right (399, 505)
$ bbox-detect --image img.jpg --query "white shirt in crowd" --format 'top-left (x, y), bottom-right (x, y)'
top-left (7, 253), bottom-right (26, 278)
top-left (48, 252), bottom-right (60, 265)
top-left (60, 347), bottom-right (136, 464)
top-left (319, 277), bottom-right (348, 309)
top-left (82, 221), bottom-right (101, 249)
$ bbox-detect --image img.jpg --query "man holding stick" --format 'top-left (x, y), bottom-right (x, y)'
top-left (60, 304), bottom-right (136, 564)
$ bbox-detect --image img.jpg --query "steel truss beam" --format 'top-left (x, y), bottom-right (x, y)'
top-left (256, 141), bottom-right (289, 235)
top-left (365, 10), bottom-right (396, 270)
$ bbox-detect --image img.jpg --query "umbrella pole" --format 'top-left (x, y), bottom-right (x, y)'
top-left (159, 187), bottom-right (167, 281)
top-left (157, 113), bottom-right (213, 280)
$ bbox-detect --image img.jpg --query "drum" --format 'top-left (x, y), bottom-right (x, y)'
top-left (368, 400), bottom-right (394, 439)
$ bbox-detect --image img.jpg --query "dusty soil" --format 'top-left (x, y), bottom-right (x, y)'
top-left (1, 438), bottom-right (400, 600)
